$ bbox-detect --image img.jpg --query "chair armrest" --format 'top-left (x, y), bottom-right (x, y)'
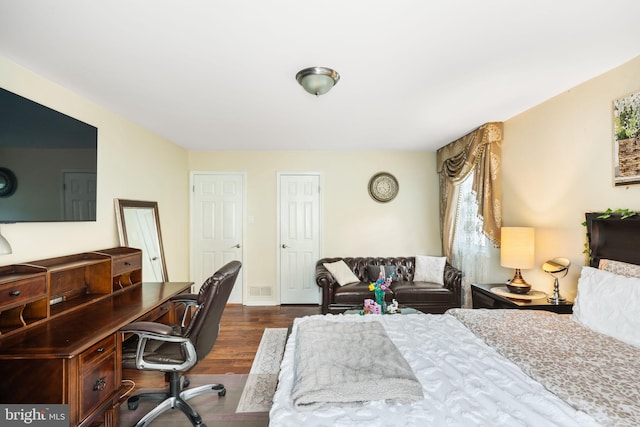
top-left (171, 294), bottom-right (198, 305)
top-left (119, 321), bottom-right (197, 372)
top-left (120, 321), bottom-right (175, 335)
top-left (170, 294), bottom-right (200, 328)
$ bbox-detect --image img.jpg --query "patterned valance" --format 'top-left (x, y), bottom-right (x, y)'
top-left (438, 122), bottom-right (503, 258)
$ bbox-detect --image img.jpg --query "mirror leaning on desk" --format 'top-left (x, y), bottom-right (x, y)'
top-left (115, 198), bottom-right (168, 282)
top-left (543, 257), bottom-right (570, 304)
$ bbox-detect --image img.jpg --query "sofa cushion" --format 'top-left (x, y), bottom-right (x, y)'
top-left (366, 265), bottom-right (397, 282)
top-left (414, 255), bottom-right (445, 285)
top-left (334, 282), bottom-right (392, 304)
top-left (391, 281), bottom-right (453, 303)
top-left (323, 260), bottom-right (360, 286)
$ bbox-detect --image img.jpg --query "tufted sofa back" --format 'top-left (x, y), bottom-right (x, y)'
top-left (320, 257), bottom-right (416, 282)
top-left (317, 256), bottom-right (461, 291)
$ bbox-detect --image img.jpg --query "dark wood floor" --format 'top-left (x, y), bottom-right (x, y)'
top-left (123, 304), bottom-right (321, 389)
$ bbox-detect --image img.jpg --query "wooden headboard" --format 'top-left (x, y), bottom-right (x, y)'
top-left (585, 212), bottom-right (640, 268)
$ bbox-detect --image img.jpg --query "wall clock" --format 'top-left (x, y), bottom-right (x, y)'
top-left (368, 172), bottom-right (399, 203)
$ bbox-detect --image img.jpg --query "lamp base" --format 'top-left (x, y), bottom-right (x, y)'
top-left (506, 269), bottom-right (531, 294)
top-left (547, 278), bottom-right (565, 304)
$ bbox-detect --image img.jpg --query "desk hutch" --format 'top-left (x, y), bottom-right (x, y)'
top-left (0, 247), bottom-right (191, 427)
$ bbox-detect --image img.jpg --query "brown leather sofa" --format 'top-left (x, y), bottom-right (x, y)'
top-left (316, 256), bottom-right (462, 314)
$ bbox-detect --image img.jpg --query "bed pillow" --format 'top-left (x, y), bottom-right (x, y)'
top-left (572, 266), bottom-right (640, 347)
top-left (414, 255), bottom-right (445, 285)
top-left (598, 259), bottom-right (640, 279)
top-left (323, 260), bottom-right (360, 286)
top-left (366, 265), bottom-right (397, 282)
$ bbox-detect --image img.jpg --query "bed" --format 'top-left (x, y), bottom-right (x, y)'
top-left (270, 213), bottom-right (640, 426)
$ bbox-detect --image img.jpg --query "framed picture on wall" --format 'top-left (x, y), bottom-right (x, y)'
top-left (613, 90), bottom-right (640, 186)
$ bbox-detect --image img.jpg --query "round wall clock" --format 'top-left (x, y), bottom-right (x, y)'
top-left (0, 167), bottom-right (17, 197)
top-left (368, 172), bottom-right (399, 203)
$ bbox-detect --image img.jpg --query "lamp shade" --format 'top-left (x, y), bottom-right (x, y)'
top-left (0, 227), bottom-right (11, 255)
top-left (500, 227), bottom-right (534, 269)
top-left (296, 67), bottom-right (340, 96)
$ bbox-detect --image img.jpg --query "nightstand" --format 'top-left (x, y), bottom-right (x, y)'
top-left (471, 283), bottom-right (573, 314)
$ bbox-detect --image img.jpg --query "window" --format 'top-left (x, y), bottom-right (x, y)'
top-left (451, 174), bottom-right (491, 307)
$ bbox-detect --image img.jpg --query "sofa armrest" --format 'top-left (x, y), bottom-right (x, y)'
top-left (443, 262), bottom-right (463, 305)
top-left (316, 263), bottom-right (336, 287)
top-left (316, 258), bottom-right (342, 314)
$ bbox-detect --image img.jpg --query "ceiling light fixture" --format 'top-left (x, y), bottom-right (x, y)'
top-left (296, 67), bottom-right (340, 96)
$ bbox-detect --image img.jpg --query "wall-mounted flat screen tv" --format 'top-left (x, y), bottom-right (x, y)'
top-left (0, 87), bottom-right (98, 223)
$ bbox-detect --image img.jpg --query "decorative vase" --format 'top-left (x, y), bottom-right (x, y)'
top-left (374, 289), bottom-right (386, 314)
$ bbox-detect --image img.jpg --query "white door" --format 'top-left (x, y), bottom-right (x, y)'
top-left (191, 173), bottom-right (244, 303)
top-left (279, 174), bottom-right (321, 304)
top-left (63, 171), bottom-right (96, 220)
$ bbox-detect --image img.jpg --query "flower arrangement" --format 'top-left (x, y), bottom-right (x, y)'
top-left (369, 272), bottom-right (392, 310)
top-left (369, 272), bottom-right (392, 293)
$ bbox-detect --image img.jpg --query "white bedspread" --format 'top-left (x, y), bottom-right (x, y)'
top-left (270, 313), bottom-right (600, 427)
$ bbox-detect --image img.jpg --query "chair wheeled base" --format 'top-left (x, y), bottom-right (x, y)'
top-left (127, 371), bottom-right (226, 427)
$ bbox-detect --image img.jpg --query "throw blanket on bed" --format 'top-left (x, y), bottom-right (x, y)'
top-left (291, 318), bottom-right (424, 410)
top-left (448, 309), bottom-right (640, 426)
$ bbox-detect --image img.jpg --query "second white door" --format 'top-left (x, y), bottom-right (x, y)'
top-left (279, 174), bottom-right (321, 304)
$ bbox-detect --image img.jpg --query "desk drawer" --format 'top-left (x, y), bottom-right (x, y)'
top-left (136, 301), bottom-right (172, 322)
top-left (79, 351), bottom-right (117, 421)
top-left (112, 254), bottom-right (142, 276)
top-left (80, 335), bottom-right (116, 370)
top-left (0, 277), bottom-right (46, 309)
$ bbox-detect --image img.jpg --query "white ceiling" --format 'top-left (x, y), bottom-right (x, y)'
top-left (1, 0), bottom-right (640, 152)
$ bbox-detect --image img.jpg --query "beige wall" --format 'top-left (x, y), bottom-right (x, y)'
top-left (0, 57), bottom-right (191, 280)
top-left (188, 151), bottom-right (441, 304)
top-left (6, 50), bottom-right (639, 304)
top-left (498, 55), bottom-right (640, 299)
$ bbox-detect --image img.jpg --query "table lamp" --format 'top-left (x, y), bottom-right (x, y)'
top-left (543, 257), bottom-right (570, 304)
top-left (500, 227), bottom-right (535, 294)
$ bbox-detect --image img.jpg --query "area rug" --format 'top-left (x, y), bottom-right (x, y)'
top-left (236, 328), bottom-right (288, 413)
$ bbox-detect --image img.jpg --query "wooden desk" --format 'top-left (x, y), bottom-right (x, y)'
top-left (0, 281), bottom-right (191, 427)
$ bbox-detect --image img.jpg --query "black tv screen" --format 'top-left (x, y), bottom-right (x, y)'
top-left (0, 87), bottom-right (97, 223)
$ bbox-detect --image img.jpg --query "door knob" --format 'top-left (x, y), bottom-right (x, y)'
top-left (282, 244), bottom-right (289, 249)
top-left (232, 244), bottom-right (241, 248)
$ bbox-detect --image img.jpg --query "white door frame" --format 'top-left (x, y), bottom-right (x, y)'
top-left (189, 171), bottom-right (246, 300)
top-left (276, 172), bottom-right (323, 304)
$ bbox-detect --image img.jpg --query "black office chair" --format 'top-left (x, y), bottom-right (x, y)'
top-left (120, 261), bottom-right (241, 427)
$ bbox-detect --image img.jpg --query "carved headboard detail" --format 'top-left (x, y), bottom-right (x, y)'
top-left (585, 212), bottom-right (640, 268)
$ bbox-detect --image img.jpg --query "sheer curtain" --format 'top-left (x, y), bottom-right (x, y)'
top-left (437, 122), bottom-right (503, 307)
top-left (451, 175), bottom-right (491, 307)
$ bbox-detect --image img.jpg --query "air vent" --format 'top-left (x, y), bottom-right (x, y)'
top-left (249, 286), bottom-right (272, 297)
